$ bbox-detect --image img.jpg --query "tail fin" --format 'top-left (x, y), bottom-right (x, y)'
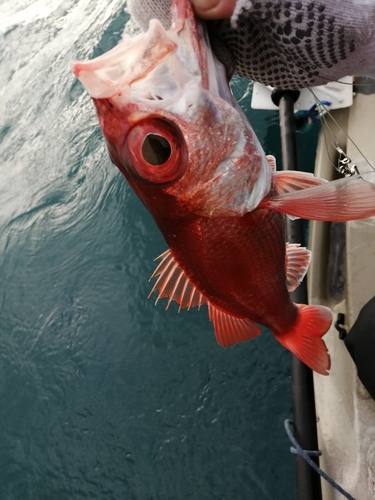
top-left (275, 304), bottom-right (332, 375)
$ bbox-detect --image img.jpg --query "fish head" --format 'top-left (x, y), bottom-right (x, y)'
top-left (73, 1), bottom-right (271, 218)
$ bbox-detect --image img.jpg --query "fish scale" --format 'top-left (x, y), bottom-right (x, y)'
top-left (73, 0), bottom-right (375, 375)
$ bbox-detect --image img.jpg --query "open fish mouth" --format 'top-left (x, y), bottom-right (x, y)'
top-left (72, 1), bottom-right (233, 109)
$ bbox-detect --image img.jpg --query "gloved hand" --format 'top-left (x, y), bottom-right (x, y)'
top-left (127, 0), bottom-right (375, 89)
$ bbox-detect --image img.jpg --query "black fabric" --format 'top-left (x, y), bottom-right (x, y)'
top-left (344, 295), bottom-right (375, 400)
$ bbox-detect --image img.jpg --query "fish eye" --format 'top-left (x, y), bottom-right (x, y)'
top-left (124, 118), bottom-right (188, 186)
top-left (142, 134), bottom-right (171, 166)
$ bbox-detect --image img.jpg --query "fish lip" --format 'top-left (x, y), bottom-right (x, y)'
top-left (172, 1), bottom-right (233, 103)
top-left (176, 4), bottom-right (210, 89)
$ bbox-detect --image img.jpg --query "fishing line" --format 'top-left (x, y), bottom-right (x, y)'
top-left (319, 117), bottom-right (338, 173)
top-left (316, 109), bottom-right (349, 176)
top-left (303, 73), bottom-right (375, 88)
top-left (305, 91), bottom-right (345, 174)
top-left (307, 87), bottom-right (375, 176)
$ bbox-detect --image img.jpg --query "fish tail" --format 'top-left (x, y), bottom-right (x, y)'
top-left (275, 304), bottom-right (332, 375)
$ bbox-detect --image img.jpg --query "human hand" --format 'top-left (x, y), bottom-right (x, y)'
top-left (127, 0), bottom-right (236, 30)
top-left (190, 0), bottom-right (236, 19)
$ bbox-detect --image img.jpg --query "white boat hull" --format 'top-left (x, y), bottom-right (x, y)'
top-left (309, 92), bottom-right (375, 499)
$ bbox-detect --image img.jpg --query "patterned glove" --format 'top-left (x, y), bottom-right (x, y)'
top-left (127, 0), bottom-right (375, 89)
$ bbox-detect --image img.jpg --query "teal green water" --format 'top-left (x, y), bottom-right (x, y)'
top-left (0, 2), bottom-right (319, 498)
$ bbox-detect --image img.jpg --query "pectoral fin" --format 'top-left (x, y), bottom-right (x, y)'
top-left (273, 170), bottom-right (327, 194)
top-left (149, 249), bottom-right (207, 310)
top-left (263, 174), bottom-right (375, 221)
top-left (208, 303), bottom-right (261, 347)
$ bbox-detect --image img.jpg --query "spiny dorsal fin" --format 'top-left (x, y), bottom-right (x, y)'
top-left (149, 249), bottom-right (207, 310)
top-left (208, 303), bottom-right (261, 347)
top-left (285, 243), bottom-right (311, 292)
top-left (266, 155), bottom-right (277, 172)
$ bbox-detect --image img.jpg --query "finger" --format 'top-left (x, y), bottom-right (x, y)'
top-left (191, 0), bottom-right (236, 19)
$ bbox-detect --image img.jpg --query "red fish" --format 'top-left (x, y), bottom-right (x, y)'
top-left (73, 0), bottom-right (375, 375)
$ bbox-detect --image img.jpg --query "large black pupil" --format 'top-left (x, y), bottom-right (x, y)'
top-left (142, 134), bottom-right (171, 166)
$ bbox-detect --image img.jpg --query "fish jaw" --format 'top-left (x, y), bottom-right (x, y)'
top-left (72, 20), bottom-right (180, 102)
top-left (72, 1), bottom-right (229, 104)
top-left (169, 0), bottom-right (234, 102)
top-left (71, 1), bottom-right (220, 101)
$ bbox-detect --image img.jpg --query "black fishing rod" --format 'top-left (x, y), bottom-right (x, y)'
top-left (271, 89), bottom-right (323, 500)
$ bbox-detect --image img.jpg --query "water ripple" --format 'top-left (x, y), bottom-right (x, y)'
top-left (0, 1), bottom-right (296, 499)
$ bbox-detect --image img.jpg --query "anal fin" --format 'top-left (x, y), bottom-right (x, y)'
top-left (208, 303), bottom-right (261, 347)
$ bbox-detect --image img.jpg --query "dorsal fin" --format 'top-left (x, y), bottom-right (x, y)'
top-left (208, 303), bottom-right (261, 347)
top-left (266, 155), bottom-right (277, 172)
top-left (149, 249), bottom-right (207, 310)
top-left (285, 243), bottom-right (311, 292)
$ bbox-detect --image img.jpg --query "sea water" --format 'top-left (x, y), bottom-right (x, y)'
top-left (0, 1), bottom-right (319, 498)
